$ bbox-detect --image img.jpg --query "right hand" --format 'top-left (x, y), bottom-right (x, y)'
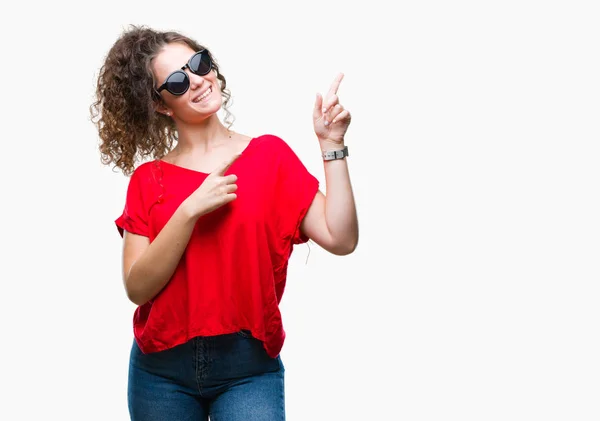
top-left (184, 153), bottom-right (240, 218)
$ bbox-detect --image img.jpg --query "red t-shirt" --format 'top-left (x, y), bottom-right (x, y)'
top-left (115, 134), bottom-right (319, 358)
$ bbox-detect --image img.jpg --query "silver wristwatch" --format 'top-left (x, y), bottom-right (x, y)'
top-left (322, 146), bottom-right (349, 161)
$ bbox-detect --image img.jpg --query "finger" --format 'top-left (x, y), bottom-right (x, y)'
top-left (223, 174), bottom-right (238, 184)
top-left (313, 93), bottom-right (324, 120)
top-left (326, 73), bottom-right (344, 98)
top-left (214, 153), bottom-right (241, 176)
top-left (322, 94), bottom-right (339, 114)
top-left (224, 183), bottom-right (238, 193)
top-left (327, 104), bottom-right (344, 122)
top-left (331, 109), bottom-right (351, 125)
top-left (322, 96), bottom-right (340, 125)
top-left (223, 192), bottom-right (237, 203)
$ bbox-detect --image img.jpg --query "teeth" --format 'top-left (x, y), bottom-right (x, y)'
top-left (194, 87), bottom-right (212, 103)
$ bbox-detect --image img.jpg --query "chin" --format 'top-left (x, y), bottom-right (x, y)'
top-left (201, 102), bottom-right (223, 119)
top-left (206, 98), bottom-right (223, 114)
top-left (182, 104), bottom-right (223, 124)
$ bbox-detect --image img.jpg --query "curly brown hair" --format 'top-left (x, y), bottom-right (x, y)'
top-left (90, 25), bottom-right (233, 176)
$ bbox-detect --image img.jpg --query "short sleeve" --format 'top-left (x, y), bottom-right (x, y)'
top-left (115, 165), bottom-right (151, 238)
top-left (274, 137), bottom-right (320, 245)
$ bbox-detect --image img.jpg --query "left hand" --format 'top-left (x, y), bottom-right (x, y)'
top-left (313, 73), bottom-right (351, 146)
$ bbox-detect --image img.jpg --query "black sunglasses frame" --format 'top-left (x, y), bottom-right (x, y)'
top-left (155, 50), bottom-right (213, 97)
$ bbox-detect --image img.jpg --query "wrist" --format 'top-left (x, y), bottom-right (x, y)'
top-left (179, 199), bottom-right (203, 222)
top-left (321, 145), bottom-right (349, 161)
top-left (318, 138), bottom-right (345, 152)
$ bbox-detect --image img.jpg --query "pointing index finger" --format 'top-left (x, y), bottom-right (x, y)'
top-left (214, 153), bottom-right (241, 176)
top-left (326, 73), bottom-right (344, 98)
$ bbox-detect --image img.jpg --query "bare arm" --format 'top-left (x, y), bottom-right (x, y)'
top-left (122, 154), bottom-right (240, 306)
top-left (300, 157), bottom-right (358, 255)
top-left (300, 73), bottom-right (359, 255)
top-left (122, 206), bottom-right (197, 306)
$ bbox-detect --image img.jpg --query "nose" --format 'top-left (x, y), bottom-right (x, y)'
top-left (188, 71), bottom-right (206, 91)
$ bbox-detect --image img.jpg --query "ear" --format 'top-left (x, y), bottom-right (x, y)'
top-left (155, 103), bottom-right (173, 117)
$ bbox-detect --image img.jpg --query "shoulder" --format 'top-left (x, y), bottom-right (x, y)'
top-left (128, 160), bottom-right (154, 176)
top-left (252, 133), bottom-right (287, 147)
top-left (126, 161), bottom-right (162, 192)
top-left (131, 160), bottom-right (160, 179)
top-left (251, 134), bottom-right (298, 157)
top-left (250, 134), bottom-right (313, 179)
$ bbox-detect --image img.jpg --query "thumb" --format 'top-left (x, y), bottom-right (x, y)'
top-left (213, 153), bottom-right (241, 176)
top-left (313, 93), bottom-right (323, 120)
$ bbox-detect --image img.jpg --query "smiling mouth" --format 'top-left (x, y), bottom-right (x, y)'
top-left (193, 86), bottom-right (213, 103)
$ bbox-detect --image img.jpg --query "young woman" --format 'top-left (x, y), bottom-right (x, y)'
top-left (91, 25), bottom-right (358, 420)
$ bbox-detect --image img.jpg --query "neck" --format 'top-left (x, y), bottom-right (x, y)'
top-left (174, 114), bottom-right (232, 153)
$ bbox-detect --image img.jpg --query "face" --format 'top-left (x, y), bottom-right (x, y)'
top-left (152, 42), bottom-right (222, 122)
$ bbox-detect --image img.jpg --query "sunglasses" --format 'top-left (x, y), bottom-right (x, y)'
top-left (155, 50), bottom-right (213, 97)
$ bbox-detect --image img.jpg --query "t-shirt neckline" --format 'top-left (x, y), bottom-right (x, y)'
top-left (158, 136), bottom-right (257, 175)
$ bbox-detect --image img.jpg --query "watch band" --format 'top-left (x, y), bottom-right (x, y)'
top-left (322, 146), bottom-right (349, 161)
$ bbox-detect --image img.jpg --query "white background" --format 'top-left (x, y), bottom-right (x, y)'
top-left (1, 0), bottom-right (599, 420)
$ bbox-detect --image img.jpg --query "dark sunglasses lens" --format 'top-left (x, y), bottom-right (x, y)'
top-left (190, 52), bottom-right (211, 75)
top-left (166, 71), bottom-right (189, 95)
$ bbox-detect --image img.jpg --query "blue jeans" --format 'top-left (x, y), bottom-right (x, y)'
top-left (128, 331), bottom-right (285, 420)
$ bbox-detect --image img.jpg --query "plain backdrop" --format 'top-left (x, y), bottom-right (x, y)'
top-left (0, 0), bottom-right (599, 420)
